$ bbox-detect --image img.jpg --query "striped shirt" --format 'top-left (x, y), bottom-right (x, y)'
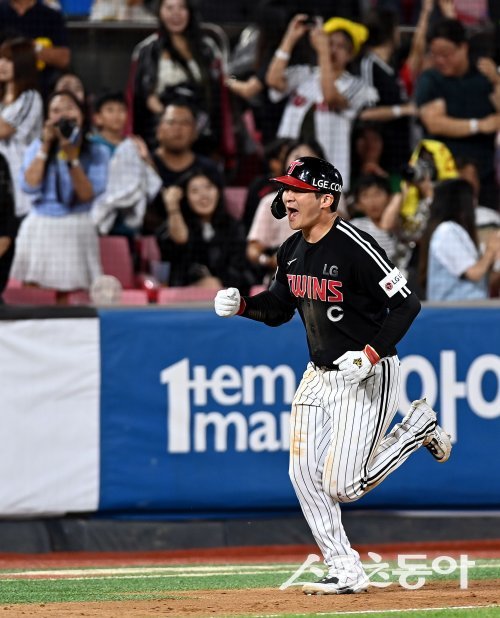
top-left (0, 90), bottom-right (43, 217)
top-left (269, 65), bottom-right (378, 191)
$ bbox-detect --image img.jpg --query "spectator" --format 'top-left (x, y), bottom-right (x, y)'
top-left (349, 119), bottom-right (389, 191)
top-left (358, 8), bottom-right (417, 179)
top-left (456, 156), bottom-right (500, 228)
top-left (158, 167), bottom-right (255, 292)
top-left (0, 37), bottom-right (43, 223)
top-left (415, 18), bottom-right (500, 210)
top-left (266, 14), bottom-right (377, 192)
top-left (242, 137), bottom-right (291, 233)
top-left (0, 151), bottom-right (16, 302)
top-left (0, 0), bottom-right (70, 98)
top-left (128, 0), bottom-right (222, 151)
top-left (90, 91), bottom-right (162, 241)
top-left (53, 71), bottom-right (86, 105)
top-left (419, 178), bottom-right (500, 300)
top-left (11, 90), bottom-right (109, 300)
top-left (350, 173), bottom-right (407, 266)
top-left (91, 91), bottom-right (129, 153)
top-left (246, 138), bottom-right (325, 281)
top-left (397, 0), bottom-right (461, 98)
top-left (142, 101), bottom-right (223, 235)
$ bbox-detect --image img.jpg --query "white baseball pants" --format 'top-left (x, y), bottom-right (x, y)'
top-left (289, 357), bottom-right (435, 570)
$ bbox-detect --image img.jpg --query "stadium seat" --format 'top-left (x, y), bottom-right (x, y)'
top-left (3, 286), bottom-right (57, 305)
top-left (250, 284), bottom-right (267, 295)
top-left (99, 236), bottom-right (135, 289)
top-left (224, 187), bottom-right (247, 221)
top-left (157, 286), bottom-right (220, 305)
top-left (67, 289), bottom-right (149, 306)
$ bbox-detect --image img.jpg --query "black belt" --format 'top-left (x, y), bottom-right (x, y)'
top-left (314, 363), bottom-right (339, 372)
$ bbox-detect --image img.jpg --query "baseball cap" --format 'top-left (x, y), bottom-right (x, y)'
top-left (323, 17), bottom-right (368, 56)
top-left (270, 156), bottom-right (343, 194)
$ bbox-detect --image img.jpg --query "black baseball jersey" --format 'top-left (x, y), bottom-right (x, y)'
top-left (268, 217), bottom-right (414, 367)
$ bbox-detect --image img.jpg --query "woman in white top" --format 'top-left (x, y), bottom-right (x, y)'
top-left (0, 38), bottom-right (43, 221)
top-left (130, 0), bottom-right (221, 150)
top-left (419, 179), bottom-right (500, 301)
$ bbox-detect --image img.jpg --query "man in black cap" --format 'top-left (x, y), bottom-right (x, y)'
top-left (214, 156), bottom-right (452, 595)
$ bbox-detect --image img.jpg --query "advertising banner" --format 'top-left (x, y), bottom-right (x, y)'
top-left (0, 317), bottom-right (100, 515)
top-left (99, 307), bottom-right (500, 514)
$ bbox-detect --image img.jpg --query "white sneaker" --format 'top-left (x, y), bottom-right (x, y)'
top-left (412, 398), bottom-right (452, 463)
top-left (302, 571), bottom-right (369, 595)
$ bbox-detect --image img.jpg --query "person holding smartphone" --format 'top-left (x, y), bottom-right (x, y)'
top-left (11, 89), bottom-right (109, 301)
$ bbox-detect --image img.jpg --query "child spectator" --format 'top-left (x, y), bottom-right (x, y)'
top-left (90, 91), bottom-right (162, 241)
top-left (350, 173), bottom-right (410, 269)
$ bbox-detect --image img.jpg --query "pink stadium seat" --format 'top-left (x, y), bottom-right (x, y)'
top-left (99, 236), bottom-right (135, 289)
top-left (120, 289), bottom-right (149, 305)
top-left (3, 286), bottom-right (57, 305)
top-left (5, 278), bottom-right (21, 289)
top-left (250, 284), bottom-right (268, 295)
top-left (157, 286), bottom-right (220, 305)
top-left (67, 289), bottom-right (149, 306)
top-left (224, 187), bottom-right (247, 221)
top-left (136, 235), bottom-right (161, 270)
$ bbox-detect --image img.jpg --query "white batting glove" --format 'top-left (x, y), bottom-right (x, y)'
top-left (214, 287), bottom-right (241, 317)
top-left (334, 345), bottom-right (380, 384)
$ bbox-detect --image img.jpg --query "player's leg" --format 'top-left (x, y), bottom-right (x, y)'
top-left (289, 363), bottom-right (367, 594)
top-left (322, 356), bottom-right (448, 503)
top-left (321, 356), bottom-right (404, 503)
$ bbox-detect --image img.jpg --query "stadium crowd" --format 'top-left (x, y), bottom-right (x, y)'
top-left (0, 0), bottom-right (499, 304)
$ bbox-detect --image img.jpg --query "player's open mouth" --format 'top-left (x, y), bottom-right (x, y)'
top-left (287, 206), bottom-right (299, 220)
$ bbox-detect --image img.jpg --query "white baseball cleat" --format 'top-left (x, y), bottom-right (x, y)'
top-left (302, 572), bottom-right (369, 595)
top-left (423, 425), bottom-right (452, 463)
top-left (412, 398), bottom-right (452, 463)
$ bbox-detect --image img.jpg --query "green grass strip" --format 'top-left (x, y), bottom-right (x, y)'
top-left (0, 560), bottom-right (498, 605)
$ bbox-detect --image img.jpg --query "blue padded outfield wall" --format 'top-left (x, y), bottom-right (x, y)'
top-left (0, 305), bottom-right (498, 517)
top-left (98, 306), bottom-right (500, 515)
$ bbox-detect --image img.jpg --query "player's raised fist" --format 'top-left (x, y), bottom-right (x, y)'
top-left (214, 288), bottom-right (241, 317)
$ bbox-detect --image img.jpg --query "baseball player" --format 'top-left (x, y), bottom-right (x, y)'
top-left (214, 157), bottom-right (452, 595)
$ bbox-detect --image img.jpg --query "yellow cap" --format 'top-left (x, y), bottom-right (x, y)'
top-left (323, 17), bottom-right (368, 56)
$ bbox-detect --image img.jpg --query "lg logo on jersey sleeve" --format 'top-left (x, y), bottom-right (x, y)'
top-left (379, 268), bottom-right (407, 298)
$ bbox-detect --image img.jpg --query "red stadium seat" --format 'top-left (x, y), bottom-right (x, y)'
top-left (157, 286), bottom-right (220, 305)
top-left (224, 187), bottom-right (247, 221)
top-left (99, 236), bottom-right (135, 289)
top-left (3, 286), bottom-right (57, 305)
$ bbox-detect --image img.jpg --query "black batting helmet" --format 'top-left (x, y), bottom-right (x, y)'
top-left (269, 157), bottom-right (343, 219)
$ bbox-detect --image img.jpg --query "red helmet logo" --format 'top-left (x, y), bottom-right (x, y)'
top-left (385, 282), bottom-right (393, 291)
top-left (287, 160), bottom-right (304, 175)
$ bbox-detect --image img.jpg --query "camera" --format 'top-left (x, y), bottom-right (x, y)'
top-left (401, 158), bottom-right (437, 184)
top-left (54, 117), bottom-right (79, 142)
